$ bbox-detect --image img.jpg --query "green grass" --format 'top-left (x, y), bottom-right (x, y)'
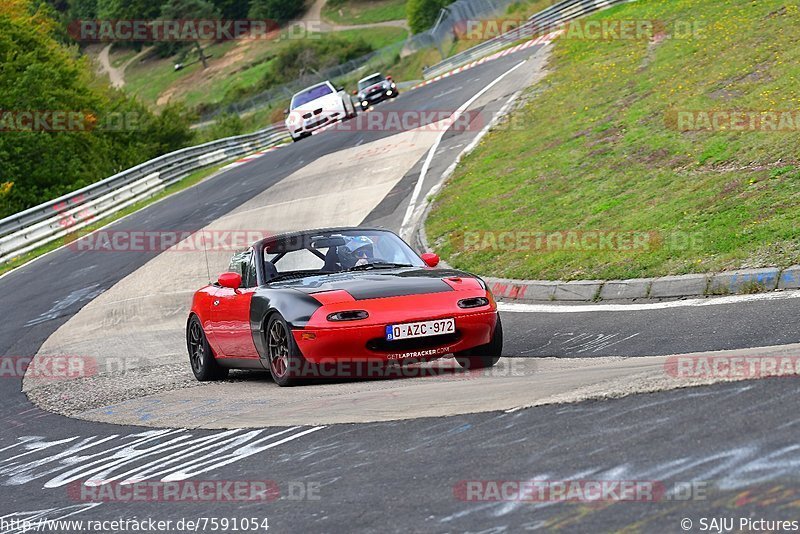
top-left (0, 158), bottom-right (265, 276)
top-left (323, 0), bottom-right (408, 25)
top-left (192, 27), bottom-right (408, 109)
top-left (125, 40), bottom-right (243, 107)
top-left (426, 0), bottom-right (800, 281)
top-left (390, 39), bottom-right (469, 82)
top-left (124, 27), bottom-right (407, 110)
top-left (183, 58), bottom-right (277, 109)
top-left (109, 46), bottom-right (136, 68)
top-left (125, 54), bottom-right (185, 106)
top-left (333, 26), bottom-right (409, 48)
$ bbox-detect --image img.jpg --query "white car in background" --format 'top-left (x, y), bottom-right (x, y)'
top-left (285, 81), bottom-right (357, 142)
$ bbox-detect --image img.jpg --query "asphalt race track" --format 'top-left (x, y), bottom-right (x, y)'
top-left (2, 42), bottom-right (800, 533)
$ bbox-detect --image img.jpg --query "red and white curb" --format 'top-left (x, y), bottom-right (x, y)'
top-left (220, 145), bottom-right (287, 171)
top-left (411, 31), bottom-right (562, 91)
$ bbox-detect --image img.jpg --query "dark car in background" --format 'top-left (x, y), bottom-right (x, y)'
top-left (354, 72), bottom-right (399, 110)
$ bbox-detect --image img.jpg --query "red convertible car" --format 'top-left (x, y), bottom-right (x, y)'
top-left (186, 228), bottom-right (502, 386)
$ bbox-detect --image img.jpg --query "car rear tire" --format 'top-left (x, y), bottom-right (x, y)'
top-left (187, 315), bottom-right (229, 381)
top-left (266, 313), bottom-right (310, 387)
top-left (455, 316), bottom-right (502, 370)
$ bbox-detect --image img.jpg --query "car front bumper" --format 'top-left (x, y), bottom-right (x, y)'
top-left (289, 110), bottom-right (346, 136)
top-left (359, 89), bottom-right (397, 107)
top-left (293, 292), bottom-right (498, 364)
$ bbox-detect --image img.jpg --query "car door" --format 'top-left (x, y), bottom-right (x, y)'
top-left (209, 249), bottom-right (260, 359)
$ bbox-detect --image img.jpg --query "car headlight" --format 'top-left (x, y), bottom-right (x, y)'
top-left (390, 82), bottom-right (396, 88)
top-left (457, 297), bottom-right (490, 309)
top-left (327, 310), bottom-right (369, 321)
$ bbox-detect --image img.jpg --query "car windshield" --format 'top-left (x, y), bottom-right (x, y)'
top-left (263, 229), bottom-right (424, 282)
top-left (291, 84), bottom-right (333, 109)
top-left (358, 75), bottom-right (384, 91)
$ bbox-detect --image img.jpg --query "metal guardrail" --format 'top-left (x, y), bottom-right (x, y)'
top-left (0, 123), bottom-right (289, 264)
top-left (423, 0), bottom-right (636, 79)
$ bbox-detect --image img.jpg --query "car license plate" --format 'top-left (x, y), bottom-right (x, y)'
top-left (386, 318), bottom-right (455, 341)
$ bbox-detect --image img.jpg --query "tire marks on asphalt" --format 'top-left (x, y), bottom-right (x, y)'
top-left (521, 332), bottom-right (642, 355)
top-left (0, 427), bottom-right (325, 488)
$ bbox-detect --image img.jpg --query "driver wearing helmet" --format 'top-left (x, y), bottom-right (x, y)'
top-left (339, 235), bottom-right (375, 269)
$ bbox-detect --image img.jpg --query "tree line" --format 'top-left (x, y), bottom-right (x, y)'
top-left (0, 0), bottom-right (460, 218)
top-left (0, 0), bottom-right (195, 219)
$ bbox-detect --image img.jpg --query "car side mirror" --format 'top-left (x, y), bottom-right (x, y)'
top-left (386, 75), bottom-right (392, 80)
top-left (218, 272), bottom-right (242, 289)
top-left (421, 253), bottom-right (439, 268)
top-left (283, 108), bottom-right (289, 115)
top-left (337, 86), bottom-right (344, 92)
top-left (352, 90), bottom-right (357, 95)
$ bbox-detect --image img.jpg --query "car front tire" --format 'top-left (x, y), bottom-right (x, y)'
top-left (455, 316), bottom-right (502, 370)
top-left (266, 313), bottom-right (311, 386)
top-left (187, 315), bottom-right (229, 381)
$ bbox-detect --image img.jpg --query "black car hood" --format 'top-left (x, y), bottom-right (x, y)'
top-left (268, 268), bottom-right (475, 301)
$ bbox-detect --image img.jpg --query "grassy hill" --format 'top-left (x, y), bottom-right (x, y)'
top-left (110, 27), bottom-right (408, 112)
top-left (98, 0), bottom-right (557, 123)
top-left (322, 0), bottom-right (408, 25)
top-left (426, 0), bottom-right (800, 281)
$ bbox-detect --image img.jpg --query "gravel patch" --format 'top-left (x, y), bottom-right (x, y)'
top-left (25, 363), bottom-right (207, 416)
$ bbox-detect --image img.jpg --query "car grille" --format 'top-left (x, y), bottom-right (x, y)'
top-left (366, 332), bottom-right (461, 353)
top-left (302, 109), bottom-right (324, 119)
top-left (307, 116), bottom-right (330, 128)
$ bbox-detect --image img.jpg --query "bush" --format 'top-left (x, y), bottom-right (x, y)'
top-left (201, 113), bottom-right (245, 143)
top-left (406, 0), bottom-right (453, 34)
top-left (265, 35), bottom-right (373, 85)
top-left (217, 34), bottom-right (374, 104)
top-left (0, 0), bottom-right (194, 218)
top-left (248, 0), bottom-right (305, 24)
